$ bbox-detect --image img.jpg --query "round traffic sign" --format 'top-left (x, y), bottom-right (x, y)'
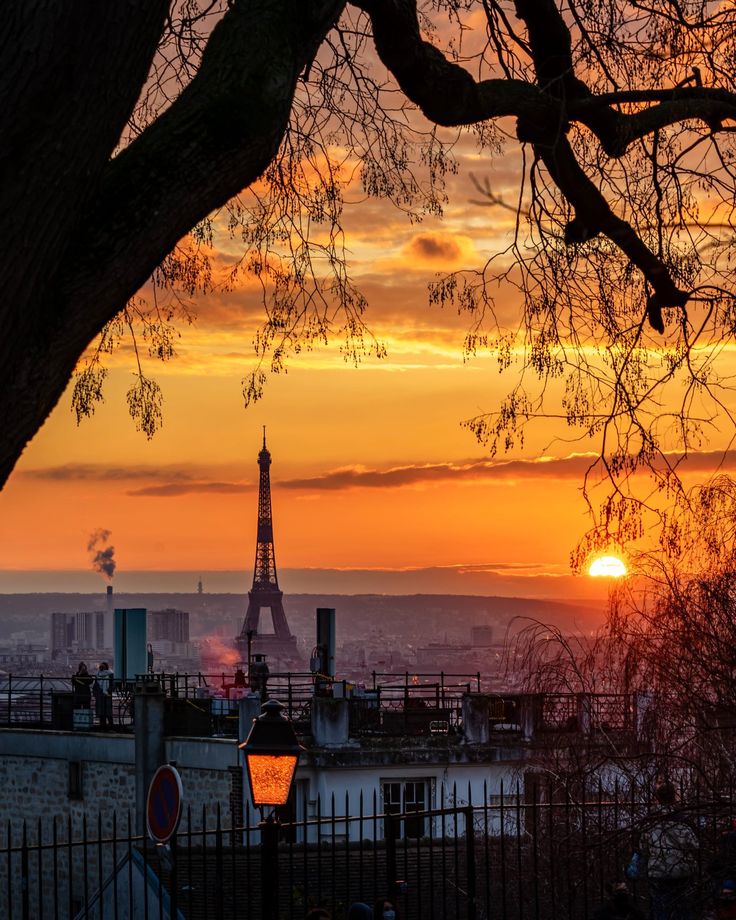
top-left (146, 764), bottom-right (183, 843)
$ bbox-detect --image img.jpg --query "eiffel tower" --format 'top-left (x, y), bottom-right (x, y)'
top-left (235, 430), bottom-right (300, 666)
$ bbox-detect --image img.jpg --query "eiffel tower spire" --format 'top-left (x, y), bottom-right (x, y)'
top-left (252, 428), bottom-right (279, 591)
top-left (235, 432), bottom-right (299, 665)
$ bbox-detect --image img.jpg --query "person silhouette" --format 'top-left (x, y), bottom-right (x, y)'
top-left (72, 663), bottom-right (93, 709)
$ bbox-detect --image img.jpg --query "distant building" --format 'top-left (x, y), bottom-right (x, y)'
top-left (50, 608), bottom-right (190, 662)
top-left (50, 611), bottom-right (107, 658)
top-left (149, 609), bottom-right (189, 644)
top-left (0, 644), bottom-right (45, 667)
top-left (471, 625), bottom-right (494, 646)
top-left (50, 612), bottom-right (73, 655)
top-left (147, 609), bottom-right (194, 670)
top-left (414, 642), bottom-right (473, 672)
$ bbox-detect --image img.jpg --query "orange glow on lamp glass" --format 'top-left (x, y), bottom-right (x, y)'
top-left (246, 754), bottom-right (298, 806)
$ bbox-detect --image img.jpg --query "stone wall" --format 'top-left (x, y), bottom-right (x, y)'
top-left (0, 730), bottom-right (241, 919)
top-left (0, 730), bottom-right (239, 836)
top-left (1, 755), bottom-right (134, 842)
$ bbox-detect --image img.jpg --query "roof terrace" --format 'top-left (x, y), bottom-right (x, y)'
top-left (0, 671), bottom-right (640, 745)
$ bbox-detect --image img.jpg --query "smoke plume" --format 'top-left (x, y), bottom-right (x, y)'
top-left (199, 635), bottom-right (239, 668)
top-left (88, 528), bottom-right (116, 581)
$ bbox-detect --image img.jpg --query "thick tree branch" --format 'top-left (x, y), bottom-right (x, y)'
top-left (535, 134), bottom-right (689, 318)
top-left (0, 0), bottom-right (345, 488)
top-left (357, 0), bottom-right (736, 156)
top-left (66, 0), bottom-right (345, 336)
top-left (0, 0), bottom-right (169, 337)
top-left (571, 91), bottom-right (736, 155)
top-left (510, 0), bottom-right (624, 149)
top-left (361, 0), bottom-right (694, 320)
top-left (512, 0), bottom-right (579, 98)
top-left (351, 0), bottom-right (551, 126)
top-left (0, 0), bottom-right (170, 487)
top-left (511, 0), bottom-right (736, 154)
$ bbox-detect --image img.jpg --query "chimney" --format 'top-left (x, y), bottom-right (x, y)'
top-left (312, 608), bottom-right (336, 696)
top-left (104, 585), bottom-right (114, 649)
top-left (316, 608), bottom-right (336, 678)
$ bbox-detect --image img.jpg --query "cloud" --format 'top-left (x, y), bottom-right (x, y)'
top-left (16, 463), bottom-right (165, 482)
top-left (19, 463), bottom-right (197, 483)
top-left (280, 449), bottom-right (736, 491)
top-left (365, 230), bottom-right (480, 278)
top-left (19, 455), bottom-right (589, 497)
top-left (279, 455), bottom-right (593, 491)
top-left (18, 463), bottom-right (253, 497)
top-left (407, 233), bottom-right (463, 262)
top-left (17, 463), bottom-right (214, 483)
top-left (19, 449), bottom-right (736, 499)
top-left (127, 481), bottom-right (249, 497)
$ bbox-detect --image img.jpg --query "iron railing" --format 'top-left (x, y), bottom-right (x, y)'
top-left (2, 780), bottom-right (735, 919)
top-left (0, 672), bottom-right (479, 736)
top-left (0, 672), bottom-right (634, 742)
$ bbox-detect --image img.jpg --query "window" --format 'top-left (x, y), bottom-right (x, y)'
top-left (382, 779), bottom-right (429, 838)
top-left (488, 785), bottom-right (523, 836)
top-left (68, 761), bottom-right (83, 800)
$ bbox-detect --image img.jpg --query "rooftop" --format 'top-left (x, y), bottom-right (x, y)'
top-left (0, 670), bottom-right (641, 751)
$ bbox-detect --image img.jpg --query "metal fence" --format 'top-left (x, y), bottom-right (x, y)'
top-left (2, 780), bottom-right (735, 920)
top-left (0, 672), bottom-right (486, 739)
top-left (0, 671), bottom-right (639, 743)
top-left (0, 675), bottom-right (135, 729)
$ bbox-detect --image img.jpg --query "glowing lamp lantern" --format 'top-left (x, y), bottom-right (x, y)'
top-left (239, 699), bottom-right (301, 808)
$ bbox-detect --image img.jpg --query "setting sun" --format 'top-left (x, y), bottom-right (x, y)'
top-left (589, 555), bottom-right (627, 578)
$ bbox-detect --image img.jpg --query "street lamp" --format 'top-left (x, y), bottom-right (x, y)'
top-left (239, 699), bottom-right (302, 920)
top-left (239, 698), bottom-right (301, 806)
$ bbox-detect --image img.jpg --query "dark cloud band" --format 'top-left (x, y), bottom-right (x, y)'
top-left (17, 449), bottom-right (736, 497)
top-left (127, 482), bottom-right (249, 497)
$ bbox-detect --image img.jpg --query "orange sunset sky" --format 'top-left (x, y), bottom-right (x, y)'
top-left (3, 39), bottom-right (736, 599)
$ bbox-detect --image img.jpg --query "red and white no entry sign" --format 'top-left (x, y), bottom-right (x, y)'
top-left (146, 764), bottom-right (183, 844)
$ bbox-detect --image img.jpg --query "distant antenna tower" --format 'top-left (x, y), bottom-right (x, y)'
top-left (197, 576), bottom-right (203, 595)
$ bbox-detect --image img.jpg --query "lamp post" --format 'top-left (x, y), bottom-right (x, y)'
top-left (239, 699), bottom-right (302, 920)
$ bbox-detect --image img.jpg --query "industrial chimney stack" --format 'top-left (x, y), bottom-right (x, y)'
top-left (104, 584), bottom-right (114, 650)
